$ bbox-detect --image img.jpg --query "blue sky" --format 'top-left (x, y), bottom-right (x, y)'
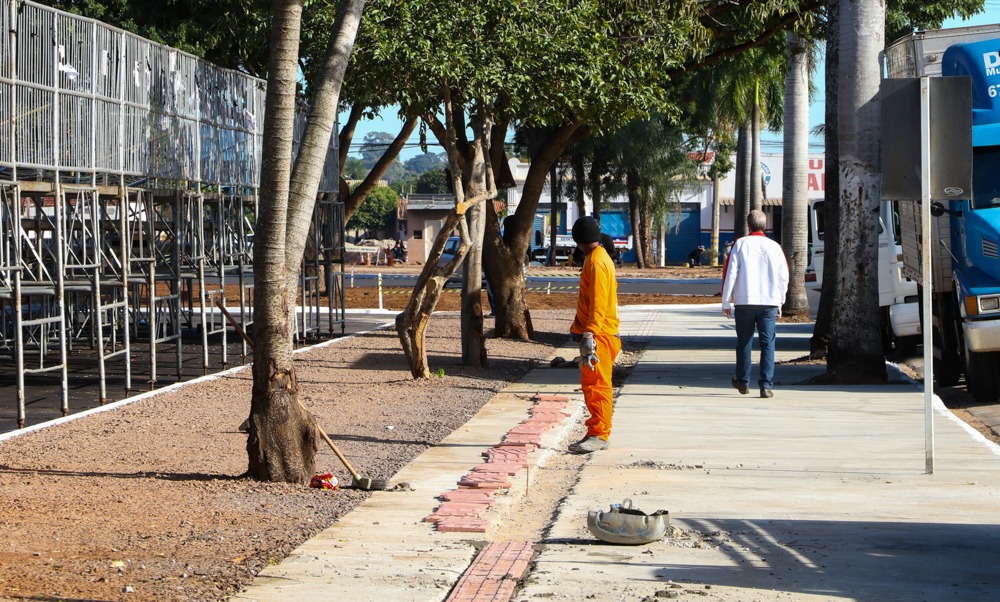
top-left (343, 6), bottom-right (1000, 160)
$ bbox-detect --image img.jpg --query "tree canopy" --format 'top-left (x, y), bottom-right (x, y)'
top-left (346, 185), bottom-right (399, 234)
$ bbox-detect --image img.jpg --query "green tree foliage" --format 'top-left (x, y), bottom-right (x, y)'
top-left (413, 169), bottom-right (449, 194)
top-left (404, 152), bottom-right (446, 174)
top-left (390, 167), bottom-right (449, 196)
top-left (886, 0), bottom-right (985, 42)
top-left (605, 117), bottom-right (701, 265)
top-left (354, 131), bottom-right (405, 182)
top-left (359, 132), bottom-right (397, 168)
top-left (342, 156), bottom-right (367, 180)
top-left (346, 185), bottom-right (399, 234)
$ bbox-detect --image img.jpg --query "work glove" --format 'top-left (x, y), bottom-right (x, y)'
top-left (579, 332), bottom-right (599, 371)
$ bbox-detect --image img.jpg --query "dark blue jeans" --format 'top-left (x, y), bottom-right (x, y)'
top-left (734, 305), bottom-right (778, 391)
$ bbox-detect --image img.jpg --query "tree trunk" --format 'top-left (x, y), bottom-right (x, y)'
top-left (285, 0), bottom-right (366, 297)
top-left (751, 87), bottom-right (763, 212)
top-left (486, 122), bottom-right (582, 339)
top-left (734, 124), bottom-right (751, 238)
top-left (658, 222), bottom-right (666, 267)
top-left (398, 88), bottom-right (494, 375)
top-left (338, 103), bottom-right (364, 170)
top-left (812, 5), bottom-right (839, 358)
top-left (396, 213), bottom-right (468, 378)
top-left (485, 200), bottom-right (532, 339)
top-left (572, 153), bottom-right (586, 217)
top-left (710, 172), bottom-right (721, 266)
top-left (627, 169), bottom-right (644, 267)
top-left (248, 0), bottom-right (367, 483)
top-left (828, 0), bottom-right (886, 382)
top-left (639, 194), bottom-right (654, 267)
top-left (781, 31), bottom-right (811, 317)
top-left (248, 0), bottom-right (314, 483)
top-left (589, 155), bottom-right (604, 223)
top-left (548, 163), bottom-right (559, 266)
top-left (461, 131), bottom-right (489, 368)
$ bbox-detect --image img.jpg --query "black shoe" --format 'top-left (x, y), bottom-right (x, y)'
top-left (731, 375), bottom-right (749, 395)
top-left (760, 388), bottom-right (773, 398)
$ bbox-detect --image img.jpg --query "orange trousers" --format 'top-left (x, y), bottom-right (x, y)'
top-left (580, 333), bottom-right (622, 440)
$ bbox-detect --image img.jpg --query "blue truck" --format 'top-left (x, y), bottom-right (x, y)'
top-left (886, 24), bottom-right (1000, 401)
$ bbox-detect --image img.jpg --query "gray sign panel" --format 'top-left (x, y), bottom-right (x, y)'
top-left (881, 77), bottom-right (972, 201)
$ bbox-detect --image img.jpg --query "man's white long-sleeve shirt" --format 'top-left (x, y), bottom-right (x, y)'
top-left (721, 231), bottom-right (789, 310)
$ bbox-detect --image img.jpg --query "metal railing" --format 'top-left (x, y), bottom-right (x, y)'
top-left (0, 1), bottom-right (345, 431)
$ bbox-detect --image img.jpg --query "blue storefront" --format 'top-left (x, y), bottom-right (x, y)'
top-left (598, 204), bottom-right (701, 264)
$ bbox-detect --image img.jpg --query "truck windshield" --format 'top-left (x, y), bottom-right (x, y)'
top-left (973, 146), bottom-right (1000, 209)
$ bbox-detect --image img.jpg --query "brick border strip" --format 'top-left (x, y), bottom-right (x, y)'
top-left (424, 393), bottom-right (572, 532)
top-left (444, 541), bottom-right (535, 602)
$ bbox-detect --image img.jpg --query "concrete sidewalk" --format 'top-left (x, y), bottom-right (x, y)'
top-left (234, 305), bottom-right (1000, 602)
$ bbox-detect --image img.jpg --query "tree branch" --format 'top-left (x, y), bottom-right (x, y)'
top-left (343, 115), bottom-right (418, 220)
top-left (338, 102), bottom-right (365, 169)
top-left (671, 0), bottom-right (825, 78)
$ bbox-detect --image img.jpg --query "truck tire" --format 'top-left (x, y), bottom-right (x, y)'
top-left (894, 335), bottom-right (919, 356)
top-left (964, 349), bottom-right (1000, 402)
top-left (934, 356), bottom-right (962, 387)
top-left (880, 308), bottom-right (893, 354)
top-left (928, 289), bottom-right (961, 387)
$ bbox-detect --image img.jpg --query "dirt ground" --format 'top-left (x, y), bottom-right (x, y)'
top-left (0, 269), bottom-right (896, 602)
top-left (342, 263), bottom-right (726, 312)
top-left (0, 311), bottom-right (582, 602)
top-left (0, 273), bottom-right (661, 602)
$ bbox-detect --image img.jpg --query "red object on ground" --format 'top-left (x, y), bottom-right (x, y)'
top-left (309, 473), bottom-right (339, 490)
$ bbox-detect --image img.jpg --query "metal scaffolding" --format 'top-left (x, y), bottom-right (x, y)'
top-left (0, 1), bottom-right (345, 430)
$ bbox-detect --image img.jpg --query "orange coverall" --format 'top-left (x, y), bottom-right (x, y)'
top-left (570, 245), bottom-right (621, 441)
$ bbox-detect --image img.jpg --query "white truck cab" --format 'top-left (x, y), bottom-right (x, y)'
top-left (805, 199), bottom-right (921, 350)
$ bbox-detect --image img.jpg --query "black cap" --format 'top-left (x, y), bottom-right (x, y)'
top-left (572, 217), bottom-right (600, 244)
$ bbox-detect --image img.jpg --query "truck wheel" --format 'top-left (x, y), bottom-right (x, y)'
top-left (964, 349), bottom-right (1000, 402)
top-left (880, 308), bottom-right (893, 354)
top-left (934, 355), bottom-right (961, 387)
top-left (894, 335), bottom-right (919, 356)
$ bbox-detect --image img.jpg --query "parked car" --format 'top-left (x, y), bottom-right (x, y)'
top-left (437, 236), bottom-right (488, 288)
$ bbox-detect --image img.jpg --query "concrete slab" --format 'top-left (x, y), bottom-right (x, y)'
top-left (234, 304), bottom-right (1000, 602)
top-left (515, 305), bottom-right (1000, 602)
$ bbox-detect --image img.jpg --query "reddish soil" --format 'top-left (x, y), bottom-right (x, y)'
top-left (0, 311), bottom-right (579, 602)
top-left (0, 268), bottom-right (801, 602)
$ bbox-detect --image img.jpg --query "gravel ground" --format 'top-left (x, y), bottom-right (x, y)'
top-left (0, 269), bottom-right (933, 602)
top-left (0, 308), bottom-right (582, 602)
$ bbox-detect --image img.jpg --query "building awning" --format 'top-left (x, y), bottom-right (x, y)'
top-left (719, 197), bottom-right (783, 207)
top-left (403, 197), bottom-right (507, 213)
top-left (406, 200), bottom-right (455, 211)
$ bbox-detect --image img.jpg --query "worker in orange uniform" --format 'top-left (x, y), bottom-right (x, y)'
top-left (568, 216), bottom-right (621, 454)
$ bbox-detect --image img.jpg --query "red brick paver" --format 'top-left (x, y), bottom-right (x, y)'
top-left (445, 541), bottom-right (535, 601)
top-left (426, 393), bottom-right (572, 532)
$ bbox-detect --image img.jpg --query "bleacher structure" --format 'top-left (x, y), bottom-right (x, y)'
top-left (0, 1), bottom-right (346, 429)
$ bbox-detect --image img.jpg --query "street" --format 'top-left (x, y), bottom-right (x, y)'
top-left (343, 271), bottom-right (723, 296)
top-left (890, 347), bottom-right (1000, 444)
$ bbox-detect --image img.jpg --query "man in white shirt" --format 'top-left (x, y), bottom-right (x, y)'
top-left (721, 210), bottom-right (790, 398)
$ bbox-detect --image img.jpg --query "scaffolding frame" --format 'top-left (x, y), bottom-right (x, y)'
top-left (0, 1), bottom-right (345, 429)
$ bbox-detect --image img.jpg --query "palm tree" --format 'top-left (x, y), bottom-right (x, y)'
top-left (827, 0), bottom-right (886, 382)
top-left (608, 117), bottom-right (701, 267)
top-left (781, 30), bottom-right (814, 317)
top-left (708, 44), bottom-right (786, 239)
top-left (248, 0), bottom-right (367, 483)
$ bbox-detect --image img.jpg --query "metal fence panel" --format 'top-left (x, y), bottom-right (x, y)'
top-left (2, 1), bottom-right (336, 190)
top-left (15, 86), bottom-right (54, 167)
top-left (16, 4), bottom-right (54, 88)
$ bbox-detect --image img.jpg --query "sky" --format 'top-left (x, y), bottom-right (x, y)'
top-left (341, 5), bottom-right (1000, 161)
